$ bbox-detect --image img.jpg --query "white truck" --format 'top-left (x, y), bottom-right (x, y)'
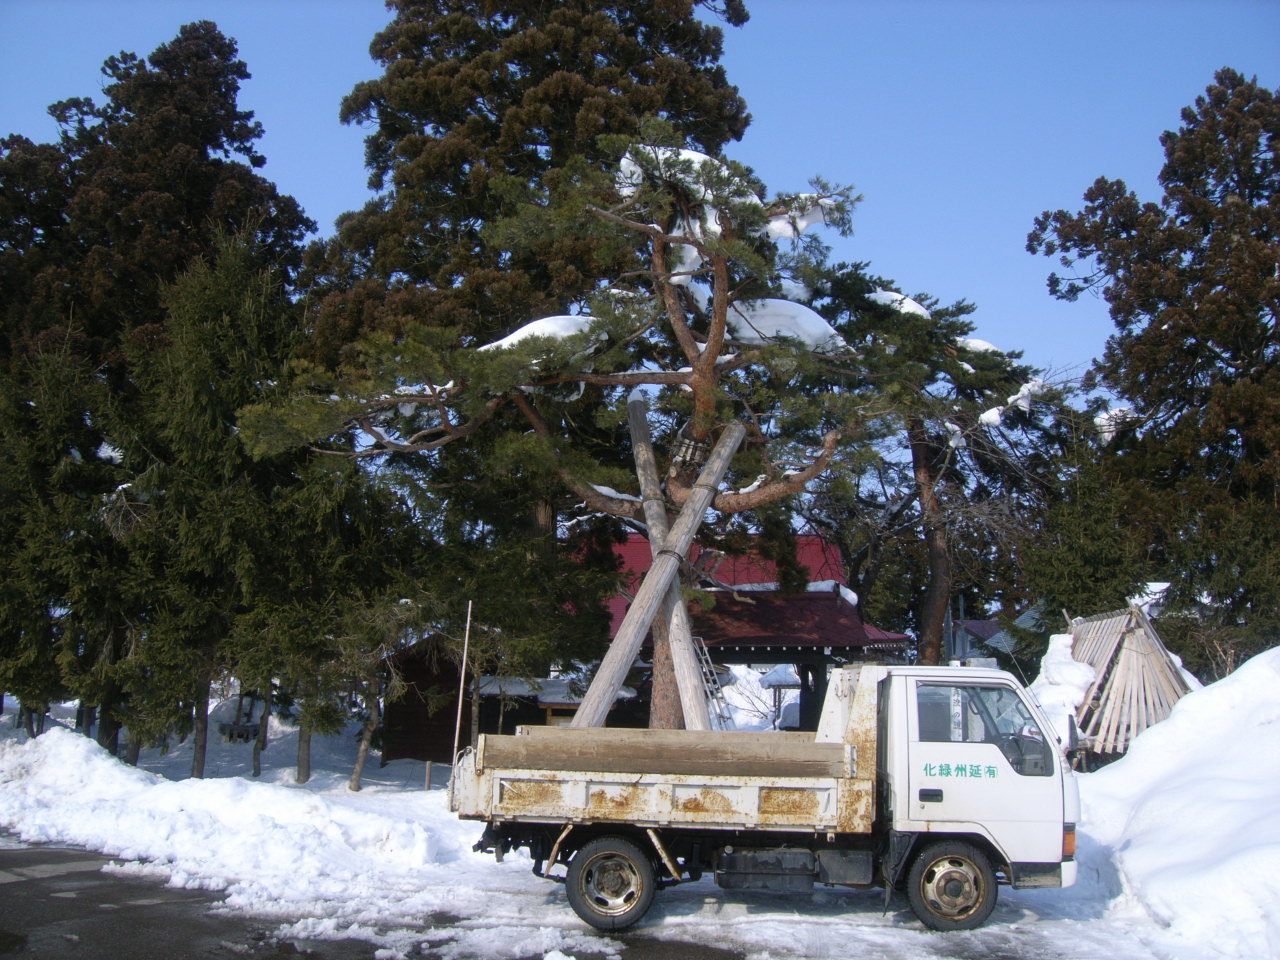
top-left (450, 663), bottom-right (1078, 931)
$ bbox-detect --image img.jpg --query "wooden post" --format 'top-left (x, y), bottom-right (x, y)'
top-left (572, 421), bottom-right (745, 728)
top-left (627, 396), bottom-right (712, 731)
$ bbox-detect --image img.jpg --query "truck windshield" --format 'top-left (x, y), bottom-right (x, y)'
top-left (916, 683), bottom-right (1053, 776)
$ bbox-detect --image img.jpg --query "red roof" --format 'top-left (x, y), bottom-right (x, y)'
top-left (612, 532), bottom-right (845, 588)
top-left (606, 534), bottom-right (909, 651)
top-left (689, 588), bottom-right (910, 651)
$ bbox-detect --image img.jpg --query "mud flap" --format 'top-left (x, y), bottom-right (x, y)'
top-left (881, 830), bottom-right (916, 912)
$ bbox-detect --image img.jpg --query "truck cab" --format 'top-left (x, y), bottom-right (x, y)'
top-left (878, 666), bottom-right (1080, 910)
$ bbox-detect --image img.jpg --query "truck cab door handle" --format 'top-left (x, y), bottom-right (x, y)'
top-left (919, 788), bottom-right (944, 803)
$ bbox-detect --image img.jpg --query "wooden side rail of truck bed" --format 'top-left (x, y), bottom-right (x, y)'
top-left (477, 727), bottom-right (856, 779)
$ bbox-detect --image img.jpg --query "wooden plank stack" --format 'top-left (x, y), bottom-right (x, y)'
top-left (1070, 604), bottom-right (1193, 755)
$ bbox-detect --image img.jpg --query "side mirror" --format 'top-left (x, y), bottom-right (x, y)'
top-left (1065, 713), bottom-right (1081, 754)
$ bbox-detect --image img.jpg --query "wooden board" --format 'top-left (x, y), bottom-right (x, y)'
top-left (478, 727), bottom-right (852, 779)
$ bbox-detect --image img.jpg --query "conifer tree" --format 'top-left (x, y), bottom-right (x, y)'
top-left (252, 2), bottom-right (756, 715)
top-left (798, 268), bottom-right (1076, 662)
top-left (1028, 68), bottom-right (1280, 670)
top-left (0, 23), bottom-right (312, 745)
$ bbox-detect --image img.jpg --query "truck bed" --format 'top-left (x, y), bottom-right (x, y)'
top-left (452, 727), bottom-right (875, 834)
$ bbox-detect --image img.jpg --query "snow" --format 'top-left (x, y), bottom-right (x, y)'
top-left (1029, 633), bottom-right (1096, 746)
top-left (478, 315), bottom-right (597, 353)
top-left (764, 195), bottom-right (836, 239)
top-left (1006, 377), bottom-right (1047, 412)
top-left (725, 298), bottom-right (848, 352)
top-left (944, 420), bottom-right (966, 449)
top-left (4, 647), bottom-right (1279, 959)
top-left (1095, 406), bottom-right (1136, 443)
top-left (956, 336), bottom-right (1002, 353)
top-left (868, 289), bottom-right (931, 319)
top-left (978, 406), bottom-right (1004, 427)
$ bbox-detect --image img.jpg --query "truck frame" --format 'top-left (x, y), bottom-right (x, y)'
top-left (450, 663), bottom-right (1079, 931)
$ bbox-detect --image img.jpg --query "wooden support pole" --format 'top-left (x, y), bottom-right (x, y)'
top-left (571, 420), bottom-right (745, 728)
top-left (627, 396), bottom-right (712, 731)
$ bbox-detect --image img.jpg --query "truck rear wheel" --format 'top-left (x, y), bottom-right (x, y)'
top-left (565, 836), bottom-right (656, 931)
top-left (906, 840), bottom-right (997, 931)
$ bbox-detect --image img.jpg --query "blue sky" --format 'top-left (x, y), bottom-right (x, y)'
top-left (3, 0), bottom-right (1276, 378)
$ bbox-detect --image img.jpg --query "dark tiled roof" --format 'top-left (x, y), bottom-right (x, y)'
top-left (690, 587), bottom-right (909, 650)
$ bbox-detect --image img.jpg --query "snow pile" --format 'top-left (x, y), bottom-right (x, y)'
top-left (1029, 633), bottom-right (1096, 745)
top-left (956, 336), bottom-right (1002, 353)
top-left (1077, 647), bottom-right (1280, 959)
top-left (478, 315), bottom-right (597, 354)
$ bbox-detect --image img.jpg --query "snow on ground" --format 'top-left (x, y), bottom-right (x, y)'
top-left (2, 650), bottom-right (1278, 960)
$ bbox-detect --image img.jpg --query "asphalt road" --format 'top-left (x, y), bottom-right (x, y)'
top-left (0, 839), bottom-right (741, 960)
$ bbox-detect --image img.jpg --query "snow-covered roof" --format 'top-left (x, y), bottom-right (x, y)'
top-left (476, 676), bottom-right (634, 704)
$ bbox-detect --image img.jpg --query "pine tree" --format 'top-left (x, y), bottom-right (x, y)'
top-left (799, 267), bottom-right (1077, 663)
top-left (1028, 68), bottom-right (1280, 669)
top-left (249, 2), bottom-right (756, 718)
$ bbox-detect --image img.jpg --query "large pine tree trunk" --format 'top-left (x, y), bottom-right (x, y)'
top-left (647, 617), bottom-right (683, 729)
top-left (348, 680), bottom-right (381, 792)
top-left (191, 672), bottom-right (212, 779)
top-left (910, 421), bottom-right (952, 666)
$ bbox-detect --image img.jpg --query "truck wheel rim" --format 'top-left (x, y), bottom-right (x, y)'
top-left (918, 855), bottom-right (984, 919)
top-left (579, 853), bottom-right (643, 916)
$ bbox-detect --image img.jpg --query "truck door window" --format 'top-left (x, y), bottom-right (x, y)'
top-left (916, 683), bottom-right (1052, 777)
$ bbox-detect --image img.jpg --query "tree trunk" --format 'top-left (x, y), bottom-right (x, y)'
top-left (191, 673), bottom-right (212, 779)
top-left (910, 420), bottom-right (952, 666)
top-left (252, 688), bottom-right (272, 778)
top-left (296, 725), bottom-right (312, 784)
top-left (348, 681), bottom-right (382, 792)
top-left (648, 615), bottom-right (684, 729)
top-left (125, 737), bottom-right (142, 766)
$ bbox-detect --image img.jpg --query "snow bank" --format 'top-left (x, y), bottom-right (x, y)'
top-left (1078, 647), bottom-right (1280, 959)
top-left (4, 650), bottom-right (1278, 959)
top-left (1029, 632), bottom-right (1095, 745)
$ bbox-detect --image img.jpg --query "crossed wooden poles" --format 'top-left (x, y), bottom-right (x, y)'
top-left (571, 397), bottom-right (745, 730)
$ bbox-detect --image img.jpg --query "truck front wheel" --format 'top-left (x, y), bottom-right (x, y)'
top-left (565, 836), bottom-right (656, 931)
top-left (906, 840), bottom-right (997, 931)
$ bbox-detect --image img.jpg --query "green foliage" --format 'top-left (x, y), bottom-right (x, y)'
top-left (1029, 68), bottom-right (1280, 663)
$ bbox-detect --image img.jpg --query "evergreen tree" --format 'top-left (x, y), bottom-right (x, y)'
top-left (0, 20), bottom-right (312, 367)
top-left (250, 2), bottom-right (756, 711)
top-left (1028, 68), bottom-right (1280, 672)
top-left (0, 23), bottom-right (314, 745)
top-left (799, 268), bottom-right (1076, 662)
top-left (303, 0), bottom-right (750, 364)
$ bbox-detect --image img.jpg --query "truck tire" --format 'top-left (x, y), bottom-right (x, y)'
top-left (906, 840), bottom-right (997, 931)
top-left (565, 836), bottom-right (656, 931)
